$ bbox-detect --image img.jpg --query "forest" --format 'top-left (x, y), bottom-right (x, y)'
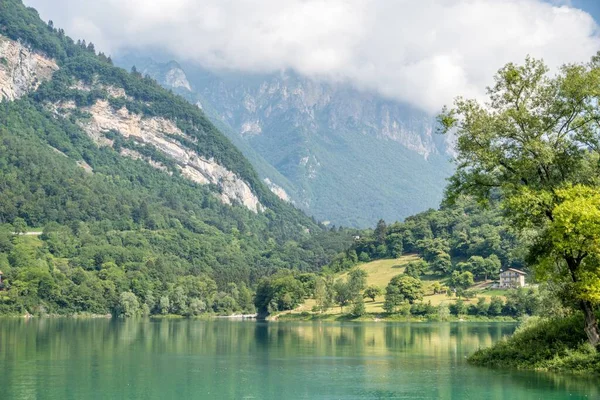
top-left (0, 0), bottom-right (355, 317)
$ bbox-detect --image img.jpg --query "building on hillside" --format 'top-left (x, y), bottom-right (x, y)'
top-left (499, 268), bottom-right (526, 288)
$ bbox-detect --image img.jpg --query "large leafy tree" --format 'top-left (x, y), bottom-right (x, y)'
top-left (440, 56), bottom-right (600, 346)
top-left (383, 275), bottom-right (424, 313)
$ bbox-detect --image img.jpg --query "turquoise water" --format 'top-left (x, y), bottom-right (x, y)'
top-left (0, 319), bottom-right (596, 399)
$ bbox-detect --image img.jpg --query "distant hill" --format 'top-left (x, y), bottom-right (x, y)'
top-left (115, 56), bottom-right (454, 227)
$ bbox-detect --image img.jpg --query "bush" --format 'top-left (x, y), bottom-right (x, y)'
top-left (410, 301), bottom-right (436, 316)
top-left (449, 299), bottom-right (467, 316)
top-left (468, 313), bottom-right (599, 373)
top-left (351, 297), bottom-right (366, 317)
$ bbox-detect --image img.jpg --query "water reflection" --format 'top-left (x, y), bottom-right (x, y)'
top-left (0, 319), bottom-right (596, 399)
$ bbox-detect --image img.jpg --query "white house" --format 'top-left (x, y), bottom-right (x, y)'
top-left (499, 268), bottom-right (526, 288)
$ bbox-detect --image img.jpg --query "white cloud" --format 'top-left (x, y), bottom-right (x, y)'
top-left (25, 0), bottom-right (600, 113)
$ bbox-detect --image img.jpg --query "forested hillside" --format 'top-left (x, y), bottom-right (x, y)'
top-left (329, 196), bottom-right (526, 276)
top-left (0, 0), bottom-right (354, 316)
top-left (252, 196), bottom-right (534, 318)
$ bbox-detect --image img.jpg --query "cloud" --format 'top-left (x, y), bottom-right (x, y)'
top-left (24, 0), bottom-right (600, 113)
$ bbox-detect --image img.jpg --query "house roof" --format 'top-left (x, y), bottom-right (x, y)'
top-left (501, 268), bottom-right (526, 275)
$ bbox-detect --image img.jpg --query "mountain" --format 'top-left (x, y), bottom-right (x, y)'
top-left (0, 0), bottom-right (353, 316)
top-left (115, 55), bottom-right (454, 227)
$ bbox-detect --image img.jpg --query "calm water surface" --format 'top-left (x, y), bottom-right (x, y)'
top-left (0, 319), bottom-right (597, 399)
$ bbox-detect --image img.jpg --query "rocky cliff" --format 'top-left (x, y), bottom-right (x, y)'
top-left (47, 83), bottom-right (263, 212)
top-left (0, 34), bottom-right (58, 101)
top-left (0, 35), bottom-right (264, 213)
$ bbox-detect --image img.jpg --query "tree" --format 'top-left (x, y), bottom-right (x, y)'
top-left (488, 296), bottom-right (504, 316)
top-left (375, 219), bottom-right (387, 244)
top-left (254, 275), bottom-right (305, 316)
top-left (440, 56), bottom-right (600, 345)
top-left (159, 295), bottom-right (170, 315)
top-left (475, 297), bottom-right (489, 316)
top-left (404, 260), bottom-right (429, 279)
top-left (12, 218), bottom-right (27, 235)
top-left (351, 296), bottom-right (366, 317)
top-left (348, 268), bottom-right (367, 298)
top-left (483, 255), bottom-right (501, 281)
top-left (386, 233), bottom-right (404, 257)
top-left (314, 277), bottom-right (331, 312)
top-left (503, 287), bottom-right (540, 317)
top-left (417, 238), bottom-right (450, 263)
top-left (431, 282), bottom-right (444, 295)
top-left (450, 299), bottom-right (467, 316)
top-left (431, 252), bottom-right (452, 275)
top-left (363, 285), bottom-right (383, 302)
top-left (358, 252), bottom-right (370, 263)
top-left (333, 280), bottom-right (352, 312)
top-left (170, 286), bottom-right (189, 315)
top-left (383, 275), bottom-right (424, 313)
top-left (237, 283), bottom-right (255, 314)
top-left (437, 303), bottom-right (450, 321)
top-left (118, 291), bottom-right (139, 317)
top-left (189, 298), bottom-right (207, 316)
top-left (450, 271), bottom-right (474, 291)
top-left (467, 256), bottom-right (486, 280)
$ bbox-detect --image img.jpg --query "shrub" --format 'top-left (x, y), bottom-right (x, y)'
top-left (468, 313), bottom-right (599, 373)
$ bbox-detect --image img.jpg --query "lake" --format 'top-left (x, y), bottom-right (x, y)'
top-left (0, 319), bottom-right (597, 399)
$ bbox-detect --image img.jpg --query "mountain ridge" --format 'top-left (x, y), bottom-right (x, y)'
top-left (116, 55), bottom-right (454, 227)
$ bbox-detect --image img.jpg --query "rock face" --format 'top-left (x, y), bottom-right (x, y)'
top-left (48, 91), bottom-right (263, 213)
top-left (164, 66), bottom-right (192, 91)
top-left (211, 72), bottom-right (447, 159)
top-left (116, 57), bottom-right (454, 227)
top-left (264, 178), bottom-right (290, 202)
top-left (0, 34), bottom-right (58, 101)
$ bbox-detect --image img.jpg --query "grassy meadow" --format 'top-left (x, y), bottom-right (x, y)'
top-left (280, 255), bottom-right (508, 319)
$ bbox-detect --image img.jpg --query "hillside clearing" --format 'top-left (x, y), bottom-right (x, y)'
top-left (285, 255), bottom-right (508, 318)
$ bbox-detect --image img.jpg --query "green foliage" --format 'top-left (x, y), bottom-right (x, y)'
top-left (254, 273), bottom-right (306, 315)
top-left (118, 291), bottom-right (140, 317)
top-left (347, 268), bottom-right (367, 297)
top-left (474, 297), bottom-right (489, 316)
top-left (468, 314), bottom-right (600, 373)
top-left (440, 55), bottom-right (600, 344)
top-left (449, 271), bottom-right (474, 291)
top-left (350, 296), bottom-right (366, 317)
top-left (488, 296), bottom-right (504, 316)
top-left (449, 299), bottom-right (467, 316)
top-left (437, 303), bottom-right (450, 321)
top-left (329, 196), bottom-right (525, 275)
top-left (383, 275), bottom-right (424, 313)
top-left (313, 276), bottom-right (333, 312)
top-left (404, 260), bottom-right (429, 279)
top-left (333, 280), bottom-right (352, 311)
top-left (534, 186), bottom-right (600, 306)
top-left (358, 252), bottom-right (370, 263)
top-left (363, 285), bottom-right (383, 302)
top-left (503, 287), bottom-right (540, 317)
top-left (0, 0), bottom-right (355, 317)
top-left (410, 301), bottom-right (436, 316)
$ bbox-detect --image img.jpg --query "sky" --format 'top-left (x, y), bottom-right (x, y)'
top-left (24, 0), bottom-right (600, 114)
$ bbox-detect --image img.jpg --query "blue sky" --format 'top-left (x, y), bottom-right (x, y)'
top-left (573, 0), bottom-right (600, 20)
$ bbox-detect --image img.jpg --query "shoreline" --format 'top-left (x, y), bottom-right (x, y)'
top-left (0, 312), bottom-right (516, 323)
top-left (270, 312), bottom-right (518, 323)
